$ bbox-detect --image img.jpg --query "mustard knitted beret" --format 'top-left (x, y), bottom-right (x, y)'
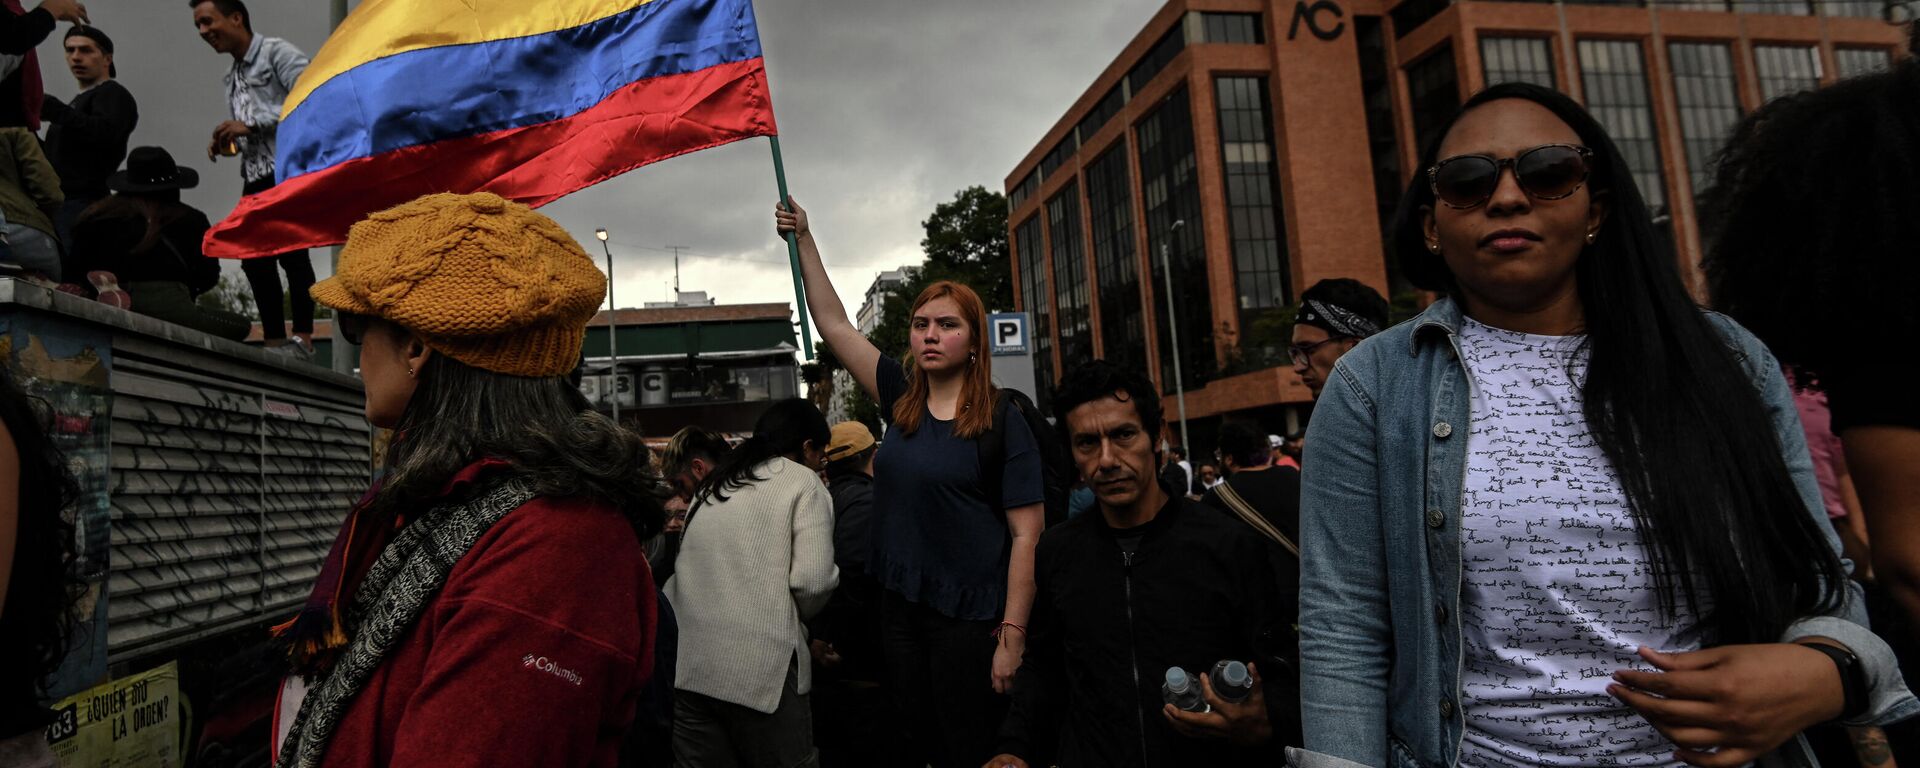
top-left (310, 192), bottom-right (606, 377)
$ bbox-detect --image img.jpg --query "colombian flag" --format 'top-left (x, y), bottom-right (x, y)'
top-left (204, 0), bottom-right (777, 258)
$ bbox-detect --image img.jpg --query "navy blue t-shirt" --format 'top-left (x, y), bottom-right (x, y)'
top-left (871, 356), bottom-right (1044, 621)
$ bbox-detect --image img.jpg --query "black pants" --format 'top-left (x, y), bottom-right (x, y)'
top-left (879, 590), bottom-right (1005, 768)
top-left (672, 658), bottom-right (818, 768)
top-left (242, 250), bottom-right (315, 340)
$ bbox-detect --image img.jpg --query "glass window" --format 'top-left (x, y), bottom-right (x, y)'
top-left (1578, 40), bottom-right (1669, 214)
top-left (1481, 37), bottom-right (1558, 89)
top-left (1040, 135), bottom-right (1079, 181)
top-left (1821, 0), bottom-right (1882, 17)
top-left (1408, 44), bottom-right (1462, 158)
top-left (1077, 84), bottom-right (1128, 142)
top-left (1136, 86), bottom-right (1217, 389)
top-left (1129, 23), bottom-right (1188, 95)
top-left (1355, 17), bottom-right (1409, 293)
top-left (1201, 12), bottom-right (1264, 44)
top-left (1668, 42), bottom-right (1742, 205)
top-left (1755, 44), bottom-right (1822, 101)
top-left (1734, 0), bottom-right (1812, 13)
top-left (1010, 171), bottom-right (1039, 210)
top-left (1047, 182), bottom-right (1090, 360)
top-left (736, 366), bottom-right (771, 403)
top-left (770, 365), bottom-right (796, 401)
top-left (1086, 145), bottom-right (1144, 372)
top-left (1392, 0), bottom-right (1451, 39)
top-left (1835, 47), bottom-right (1893, 78)
top-left (1215, 76), bottom-right (1290, 369)
top-left (1015, 216), bottom-right (1053, 402)
top-left (664, 365), bottom-right (792, 405)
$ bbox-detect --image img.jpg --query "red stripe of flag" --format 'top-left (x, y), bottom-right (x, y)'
top-left (204, 57), bottom-right (776, 259)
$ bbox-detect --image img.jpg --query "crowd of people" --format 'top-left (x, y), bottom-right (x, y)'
top-left (0, 0), bottom-right (317, 353)
top-left (0, 5), bottom-right (1916, 768)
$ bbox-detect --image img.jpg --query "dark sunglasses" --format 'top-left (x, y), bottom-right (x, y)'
top-left (335, 312), bottom-right (369, 345)
top-left (1288, 336), bottom-right (1350, 361)
top-left (1429, 143), bottom-right (1594, 209)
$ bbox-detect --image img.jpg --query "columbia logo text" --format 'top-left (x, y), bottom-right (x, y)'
top-left (521, 654), bottom-right (583, 686)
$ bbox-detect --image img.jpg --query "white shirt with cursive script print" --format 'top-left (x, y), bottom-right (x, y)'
top-left (1455, 317), bottom-right (1697, 767)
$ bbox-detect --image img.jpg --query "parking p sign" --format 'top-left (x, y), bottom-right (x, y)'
top-left (989, 313), bottom-right (1028, 356)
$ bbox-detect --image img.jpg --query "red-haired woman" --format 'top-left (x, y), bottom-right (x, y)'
top-left (780, 200), bottom-right (1044, 768)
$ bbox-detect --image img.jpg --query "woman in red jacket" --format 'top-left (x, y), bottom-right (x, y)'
top-left (270, 192), bottom-right (666, 768)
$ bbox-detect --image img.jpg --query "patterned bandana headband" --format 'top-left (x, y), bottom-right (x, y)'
top-left (1298, 299), bottom-right (1383, 340)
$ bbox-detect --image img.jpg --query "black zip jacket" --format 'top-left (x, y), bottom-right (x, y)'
top-left (997, 494), bottom-right (1303, 767)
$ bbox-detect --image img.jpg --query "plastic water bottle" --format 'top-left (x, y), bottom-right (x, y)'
top-left (1162, 667), bottom-right (1208, 713)
top-left (1211, 660), bottom-right (1253, 704)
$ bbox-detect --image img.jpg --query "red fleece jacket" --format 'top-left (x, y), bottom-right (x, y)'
top-left (311, 495), bottom-right (656, 767)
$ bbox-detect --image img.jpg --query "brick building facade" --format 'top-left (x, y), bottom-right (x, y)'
top-left (1006, 0), bottom-right (1907, 448)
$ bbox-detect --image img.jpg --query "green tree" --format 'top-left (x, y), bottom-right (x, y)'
top-left (196, 273), bottom-right (258, 320)
top-left (868, 185), bottom-right (1012, 362)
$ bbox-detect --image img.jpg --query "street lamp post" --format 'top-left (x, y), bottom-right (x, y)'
top-left (1159, 220), bottom-right (1191, 455)
top-left (596, 228), bottom-right (620, 425)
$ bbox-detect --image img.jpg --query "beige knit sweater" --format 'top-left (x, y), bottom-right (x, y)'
top-left (663, 457), bottom-right (840, 713)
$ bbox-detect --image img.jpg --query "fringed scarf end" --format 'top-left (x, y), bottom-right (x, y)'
top-left (271, 605), bottom-right (350, 673)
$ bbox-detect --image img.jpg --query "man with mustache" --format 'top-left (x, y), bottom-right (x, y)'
top-left (984, 361), bottom-right (1297, 768)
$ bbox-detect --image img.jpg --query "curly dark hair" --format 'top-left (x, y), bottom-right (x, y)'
top-left (1050, 360), bottom-right (1164, 451)
top-left (0, 367), bottom-right (83, 694)
top-left (1703, 58), bottom-right (1920, 391)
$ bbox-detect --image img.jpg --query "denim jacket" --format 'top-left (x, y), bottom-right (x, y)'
top-left (1298, 297), bottom-right (1917, 768)
top-left (224, 34), bottom-right (309, 184)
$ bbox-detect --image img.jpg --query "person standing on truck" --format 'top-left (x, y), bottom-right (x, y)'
top-left (191, 0), bottom-right (317, 358)
top-left (271, 192), bottom-right (666, 768)
top-left (0, 366), bottom-right (82, 768)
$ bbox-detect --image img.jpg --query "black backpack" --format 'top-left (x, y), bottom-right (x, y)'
top-left (977, 388), bottom-right (1073, 529)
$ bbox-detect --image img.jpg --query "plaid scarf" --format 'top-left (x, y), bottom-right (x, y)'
top-left (271, 458), bottom-right (513, 676)
top-left (278, 470), bottom-right (535, 768)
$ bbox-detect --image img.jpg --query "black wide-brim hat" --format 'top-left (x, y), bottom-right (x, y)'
top-left (107, 146), bottom-right (200, 193)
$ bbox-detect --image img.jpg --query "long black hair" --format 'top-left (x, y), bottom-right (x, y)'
top-left (1703, 59), bottom-right (1920, 391)
top-left (696, 399), bottom-right (829, 504)
top-left (0, 366), bottom-right (83, 691)
top-left (370, 348), bottom-right (665, 540)
top-left (1390, 82), bottom-right (1845, 645)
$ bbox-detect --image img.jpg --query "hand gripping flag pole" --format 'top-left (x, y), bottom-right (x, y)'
top-left (770, 138), bottom-right (814, 360)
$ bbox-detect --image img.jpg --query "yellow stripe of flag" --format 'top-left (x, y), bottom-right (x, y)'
top-left (284, 0), bottom-right (660, 119)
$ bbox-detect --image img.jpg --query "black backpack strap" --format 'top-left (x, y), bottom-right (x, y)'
top-left (977, 390), bottom-right (1010, 516)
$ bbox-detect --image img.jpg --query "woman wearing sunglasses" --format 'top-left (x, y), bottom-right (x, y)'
top-left (1297, 83), bottom-right (1915, 767)
top-left (271, 193), bottom-right (666, 768)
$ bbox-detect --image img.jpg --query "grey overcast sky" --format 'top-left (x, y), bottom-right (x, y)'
top-left (34, 0), bottom-right (1162, 315)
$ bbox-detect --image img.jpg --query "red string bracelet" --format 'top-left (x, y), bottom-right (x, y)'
top-left (992, 621), bottom-right (1027, 639)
